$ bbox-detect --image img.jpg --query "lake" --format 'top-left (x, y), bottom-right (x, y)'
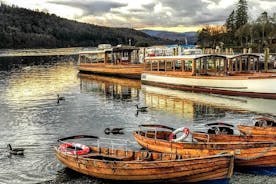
top-left (0, 58), bottom-right (275, 184)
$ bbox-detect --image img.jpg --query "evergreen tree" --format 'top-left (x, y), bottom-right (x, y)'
top-left (235, 0), bottom-right (248, 30)
top-left (225, 10), bottom-right (236, 33)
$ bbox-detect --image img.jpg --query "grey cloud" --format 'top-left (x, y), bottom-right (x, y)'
top-left (130, 0), bottom-right (233, 26)
top-left (48, 0), bottom-right (127, 15)
top-left (47, 0), bottom-right (275, 29)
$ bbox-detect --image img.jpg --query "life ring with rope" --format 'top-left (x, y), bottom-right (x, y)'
top-left (169, 127), bottom-right (189, 142)
top-left (60, 143), bottom-right (90, 155)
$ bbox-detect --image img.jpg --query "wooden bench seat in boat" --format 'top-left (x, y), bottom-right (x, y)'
top-left (80, 152), bottom-right (134, 161)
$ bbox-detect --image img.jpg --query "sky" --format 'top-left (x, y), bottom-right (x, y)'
top-left (2, 0), bottom-right (276, 32)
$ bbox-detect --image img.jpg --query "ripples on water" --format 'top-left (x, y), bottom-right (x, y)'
top-left (0, 59), bottom-right (275, 184)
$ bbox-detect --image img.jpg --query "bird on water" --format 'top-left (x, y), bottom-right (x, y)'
top-left (57, 94), bottom-right (65, 104)
top-left (135, 104), bottom-right (148, 112)
top-left (104, 128), bottom-right (124, 135)
top-left (7, 144), bottom-right (24, 155)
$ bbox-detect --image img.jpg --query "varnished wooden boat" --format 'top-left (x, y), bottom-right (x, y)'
top-left (238, 125), bottom-right (276, 136)
top-left (133, 130), bottom-right (276, 175)
top-left (55, 136), bottom-right (234, 183)
top-left (192, 132), bottom-right (276, 142)
top-left (78, 44), bottom-right (143, 79)
top-left (238, 117), bottom-right (276, 136)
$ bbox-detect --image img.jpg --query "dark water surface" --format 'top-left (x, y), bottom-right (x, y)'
top-left (0, 59), bottom-right (275, 184)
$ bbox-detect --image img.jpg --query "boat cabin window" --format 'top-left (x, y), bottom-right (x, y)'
top-left (144, 54), bottom-right (260, 76)
top-left (159, 60), bottom-right (165, 71)
top-left (145, 60), bottom-right (151, 71)
top-left (165, 61), bottom-right (173, 71)
top-left (185, 60), bottom-right (192, 71)
top-left (175, 60), bottom-right (182, 71)
top-left (151, 60), bottom-right (158, 71)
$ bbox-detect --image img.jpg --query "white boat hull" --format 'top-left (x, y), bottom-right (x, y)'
top-left (141, 73), bottom-right (276, 98)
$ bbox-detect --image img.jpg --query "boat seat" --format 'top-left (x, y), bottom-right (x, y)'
top-left (81, 153), bottom-right (133, 161)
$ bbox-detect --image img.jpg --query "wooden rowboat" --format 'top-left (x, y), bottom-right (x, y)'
top-left (238, 117), bottom-right (276, 136)
top-left (55, 135), bottom-right (234, 183)
top-left (133, 130), bottom-right (276, 176)
top-left (238, 125), bottom-right (276, 136)
top-left (192, 132), bottom-right (276, 142)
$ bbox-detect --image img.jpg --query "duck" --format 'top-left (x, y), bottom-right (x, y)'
top-left (135, 104), bottom-right (148, 112)
top-left (104, 128), bottom-right (124, 135)
top-left (7, 144), bottom-right (24, 155)
top-left (57, 94), bottom-right (65, 101)
top-left (57, 94), bottom-right (65, 104)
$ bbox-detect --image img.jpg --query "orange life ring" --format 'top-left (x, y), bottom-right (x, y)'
top-left (60, 143), bottom-right (90, 155)
top-left (169, 127), bottom-right (189, 142)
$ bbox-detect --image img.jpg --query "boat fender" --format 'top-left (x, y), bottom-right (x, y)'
top-left (169, 127), bottom-right (189, 142)
top-left (60, 143), bottom-right (90, 155)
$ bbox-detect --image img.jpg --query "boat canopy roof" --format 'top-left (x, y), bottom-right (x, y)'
top-left (145, 53), bottom-right (260, 60)
top-left (79, 45), bottom-right (138, 55)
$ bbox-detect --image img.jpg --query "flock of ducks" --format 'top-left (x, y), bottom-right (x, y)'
top-left (7, 94), bottom-right (148, 154)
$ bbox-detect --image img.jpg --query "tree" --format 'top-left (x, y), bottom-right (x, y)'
top-left (257, 12), bottom-right (269, 46)
top-left (225, 10), bottom-right (236, 33)
top-left (197, 25), bottom-right (226, 48)
top-left (235, 0), bottom-right (248, 30)
top-left (235, 23), bottom-right (252, 47)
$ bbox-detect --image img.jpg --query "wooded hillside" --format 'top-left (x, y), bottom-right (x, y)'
top-left (0, 3), bottom-right (171, 49)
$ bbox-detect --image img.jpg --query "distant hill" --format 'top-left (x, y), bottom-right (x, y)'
top-left (141, 30), bottom-right (198, 44)
top-left (0, 3), bottom-right (172, 49)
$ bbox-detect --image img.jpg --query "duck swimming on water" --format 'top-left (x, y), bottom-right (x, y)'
top-left (104, 128), bottom-right (124, 135)
top-left (57, 94), bottom-right (65, 104)
top-left (135, 104), bottom-right (148, 112)
top-left (7, 144), bottom-right (24, 155)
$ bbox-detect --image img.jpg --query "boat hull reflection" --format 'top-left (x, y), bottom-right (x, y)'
top-left (142, 85), bottom-right (276, 117)
top-left (79, 74), bottom-right (141, 100)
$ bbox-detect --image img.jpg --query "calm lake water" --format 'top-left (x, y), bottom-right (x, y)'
top-left (0, 58), bottom-right (275, 184)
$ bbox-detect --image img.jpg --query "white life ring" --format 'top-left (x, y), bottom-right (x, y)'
top-left (169, 127), bottom-right (189, 142)
top-left (60, 143), bottom-right (90, 155)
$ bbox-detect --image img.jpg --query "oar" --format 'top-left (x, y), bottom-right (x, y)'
top-left (104, 124), bottom-right (175, 135)
top-left (206, 122), bottom-right (234, 127)
top-left (58, 135), bottom-right (99, 142)
top-left (139, 124), bottom-right (176, 131)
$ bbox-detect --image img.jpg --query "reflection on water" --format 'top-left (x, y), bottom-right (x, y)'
top-left (0, 61), bottom-right (79, 184)
top-left (4, 63), bottom-right (78, 107)
top-left (79, 74), bottom-right (141, 101)
top-left (143, 86), bottom-right (226, 121)
top-left (142, 85), bottom-right (276, 117)
top-left (0, 61), bottom-right (275, 183)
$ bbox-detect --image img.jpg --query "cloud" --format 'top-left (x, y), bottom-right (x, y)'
top-left (48, 0), bottom-right (127, 16)
top-left (30, 0), bottom-right (276, 31)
